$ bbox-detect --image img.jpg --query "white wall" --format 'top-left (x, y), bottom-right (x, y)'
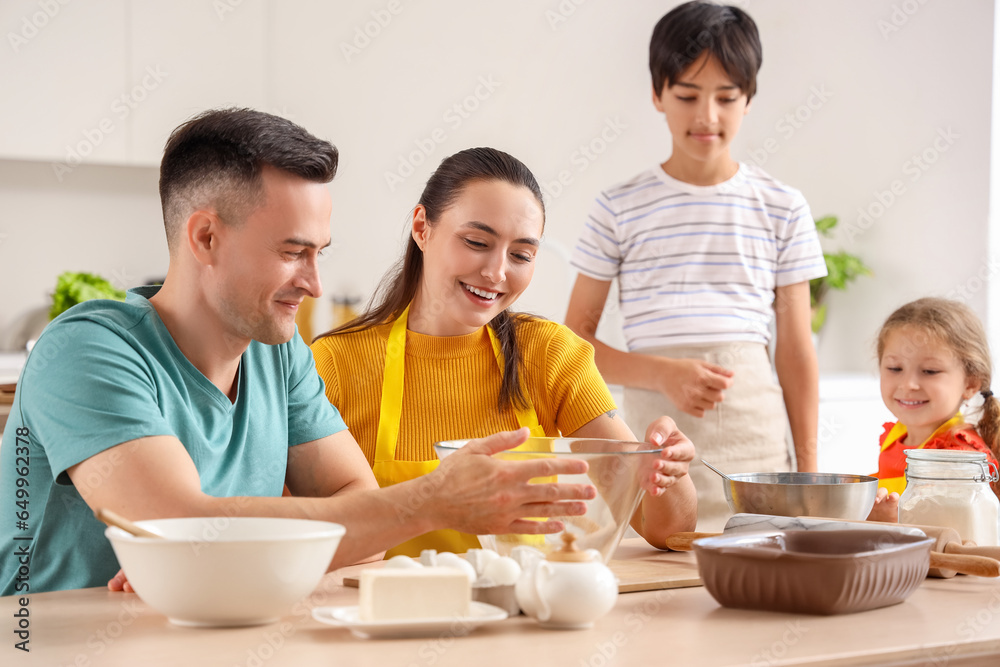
top-left (0, 0), bottom-right (994, 376)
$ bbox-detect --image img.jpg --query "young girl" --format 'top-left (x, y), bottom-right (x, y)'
top-left (311, 147), bottom-right (697, 557)
top-left (868, 297), bottom-right (1000, 521)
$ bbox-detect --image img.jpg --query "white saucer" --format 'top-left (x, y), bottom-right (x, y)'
top-left (312, 602), bottom-right (508, 639)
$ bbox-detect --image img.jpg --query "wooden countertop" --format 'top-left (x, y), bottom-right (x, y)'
top-left (4, 539), bottom-right (1000, 666)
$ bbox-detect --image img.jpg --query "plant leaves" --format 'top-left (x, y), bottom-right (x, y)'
top-left (814, 215), bottom-right (838, 237)
top-left (49, 271), bottom-right (126, 320)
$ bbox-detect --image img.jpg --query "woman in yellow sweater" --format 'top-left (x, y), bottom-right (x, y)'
top-left (311, 148), bottom-right (697, 557)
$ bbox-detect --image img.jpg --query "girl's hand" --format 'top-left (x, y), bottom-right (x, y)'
top-left (642, 416), bottom-right (695, 497)
top-left (866, 487), bottom-right (899, 522)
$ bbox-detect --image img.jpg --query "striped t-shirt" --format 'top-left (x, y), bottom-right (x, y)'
top-left (570, 163), bottom-right (827, 350)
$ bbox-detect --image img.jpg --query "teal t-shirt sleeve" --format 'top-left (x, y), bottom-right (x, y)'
top-left (285, 333), bottom-right (347, 447)
top-left (18, 318), bottom-right (175, 484)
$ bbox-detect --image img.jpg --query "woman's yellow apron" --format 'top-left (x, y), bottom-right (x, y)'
top-left (877, 414), bottom-right (963, 495)
top-left (374, 306), bottom-right (546, 558)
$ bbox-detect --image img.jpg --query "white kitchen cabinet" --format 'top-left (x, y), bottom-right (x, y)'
top-left (126, 0), bottom-right (268, 165)
top-left (0, 0), bottom-right (267, 167)
top-left (0, 0), bottom-right (129, 166)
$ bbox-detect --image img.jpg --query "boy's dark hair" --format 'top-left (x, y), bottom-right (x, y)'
top-left (158, 107), bottom-right (339, 252)
top-left (649, 1), bottom-right (762, 99)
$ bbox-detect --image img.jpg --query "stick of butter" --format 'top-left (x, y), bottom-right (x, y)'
top-left (359, 567), bottom-right (471, 621)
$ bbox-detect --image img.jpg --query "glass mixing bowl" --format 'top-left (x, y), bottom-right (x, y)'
top-left (434, 437), bottom-right (662, 562)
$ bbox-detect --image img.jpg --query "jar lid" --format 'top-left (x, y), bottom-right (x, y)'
top-left (903, 448), bottom-right (999, 483)
top-left (903, 449), bottom-right (988, 463)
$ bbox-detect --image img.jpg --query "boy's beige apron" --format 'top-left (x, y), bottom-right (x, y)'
top-left (623, 342), bottom-right (791, 532)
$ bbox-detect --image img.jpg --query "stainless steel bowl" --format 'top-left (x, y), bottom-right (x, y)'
top-left (720, 472), bottom-right (878, 521)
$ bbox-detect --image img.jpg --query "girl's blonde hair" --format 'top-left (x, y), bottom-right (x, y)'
top-left (877, 297), bottom-right (1000, 466)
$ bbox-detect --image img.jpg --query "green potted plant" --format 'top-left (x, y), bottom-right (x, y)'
top-left (809, 216), bottom-right (872, 334)
top-left (49, 271), bottom-right (126, 320)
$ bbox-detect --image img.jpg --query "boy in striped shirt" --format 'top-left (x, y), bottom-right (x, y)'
top-left (565, 1), bottom-right (827, 531)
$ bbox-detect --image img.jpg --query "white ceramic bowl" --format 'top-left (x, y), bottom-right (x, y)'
top-left (105, 517), bottom-right (345, 627)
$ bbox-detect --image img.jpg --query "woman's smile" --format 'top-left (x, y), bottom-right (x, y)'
top-left (461, 282), bottom-right (501, 304)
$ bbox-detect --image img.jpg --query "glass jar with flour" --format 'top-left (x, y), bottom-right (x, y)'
top-left (898, 449), bottom-right (1000, 546)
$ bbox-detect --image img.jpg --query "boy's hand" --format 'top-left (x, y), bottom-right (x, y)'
top-left (642, 416), bottom-right (695, 497)
top-left (866, 487), bottom-right (899, 522)
top-left (658, 358), bottom-right (734, 417)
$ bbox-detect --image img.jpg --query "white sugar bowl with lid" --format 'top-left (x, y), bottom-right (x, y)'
top-left (899, 449), bottom-right (1000, 546)
top-left (515, 532), bottom-right (618, 629)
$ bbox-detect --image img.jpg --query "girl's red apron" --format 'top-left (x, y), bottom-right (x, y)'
top-left (877, 414), bottom-right (963, 495)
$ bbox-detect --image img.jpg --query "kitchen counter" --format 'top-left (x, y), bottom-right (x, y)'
top-left (4, 539), bottom-right (1000, 667)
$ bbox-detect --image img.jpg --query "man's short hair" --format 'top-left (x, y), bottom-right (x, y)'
top-left (649, 1), bottom-right (762, 99)
top-left (158, 108), bottom-right (339, 252)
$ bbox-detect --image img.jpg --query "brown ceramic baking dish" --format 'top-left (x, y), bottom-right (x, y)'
top-left (692, 529), bottom-right (934, 615)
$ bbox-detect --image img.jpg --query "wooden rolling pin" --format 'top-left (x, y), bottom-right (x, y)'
top-left (804, 517), bottom-right (1000, 577)
top-left (666, 525), bottom-right (1000, 579)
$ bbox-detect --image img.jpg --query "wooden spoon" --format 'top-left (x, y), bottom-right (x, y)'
top-left (95, 508), bottom-right (163, 539)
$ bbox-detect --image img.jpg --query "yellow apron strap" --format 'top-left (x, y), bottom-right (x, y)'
top-left (923, 414), bottom-right (964, 445)
top-left (374, 305), bottom-right (410, 464)
top-left (881, 414), bottom-right (965, 453)
top-left (880, 422), bottom-right (909, 453)
top-left (374, 309), bottom-right (546, 556)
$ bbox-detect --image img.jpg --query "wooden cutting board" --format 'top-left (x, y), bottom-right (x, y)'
top-left (342, 557), bottom-right (701, 594)
top-left (609, 557), bottom-right (702, 593)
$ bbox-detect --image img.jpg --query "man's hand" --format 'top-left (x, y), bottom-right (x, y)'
top-left (657, 358), bottom-right (734, 418)
top-left (107, 569), bottom-right (133, 593)
top-left (423, 428), bottom-right (597, 535)
top-left (641, 416), bottom-right (695, 497)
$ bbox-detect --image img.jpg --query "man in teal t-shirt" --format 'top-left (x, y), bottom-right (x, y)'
top-left (0, 287), bottom-right (345, 594)
top-left (0, 108), bottom-right (598, 596)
